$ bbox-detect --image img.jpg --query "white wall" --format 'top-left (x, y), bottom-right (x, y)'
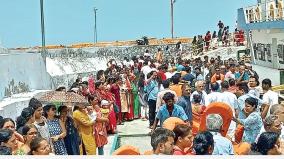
top-left (0, 52), bottom-right (52, 100)
top-left (252, 64), bottom-right (281, 86)
top-left (0, 90), bottom-right (49, 121)
top-left (251, 29), bottom-right (284, 69)
top-left (252, 29), bottom-right (284, 44)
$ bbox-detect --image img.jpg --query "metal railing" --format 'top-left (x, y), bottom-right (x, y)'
top-left (190, 32), bottom-right (246, 56)
top-left (244, 0), bottom-right (284, 23)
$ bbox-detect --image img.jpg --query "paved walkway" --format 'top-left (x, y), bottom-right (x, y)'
top-left (104, 119), bottom-right (151, 155)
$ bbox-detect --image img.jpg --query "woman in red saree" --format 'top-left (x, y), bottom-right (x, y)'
top-left (94, 81), bottom-right (117, 134)
top-left (110, 77), bottom-right (122, 125)
top-left (104, 83), bottom-right (117, 134)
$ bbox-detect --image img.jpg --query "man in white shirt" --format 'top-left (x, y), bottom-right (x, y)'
top-left (262, 78), bottom-right (279, 118)
top-left (220, 81), bottom-right (238, 138)
top-left (165, 67), bottom-right (176, 79)
top-left (248, 75), bottom-right (261, 98)
top-left (190, 80), bottom-right (207, 105)
top-left (123, 57), bottom-right (131, 67)
top-left (205, 82), bottom-right (223, 106)
top-left (141, 61), bottom-right (152, 80)
top-left (195, 67), bottom-right (204, 81)
top-left (259, 104), bottom-right (284, 141)
top-left (207, 114), bottom-right (234, 155)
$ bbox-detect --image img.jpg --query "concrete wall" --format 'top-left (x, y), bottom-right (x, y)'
top-left (0, 90), bottom-right (49, 121)
top-left (1, 44), bottom-right (191, 99)
top-left (46, 44), bottom-right (190, 89)
top-left (0, 52), bottom-right (52, 100)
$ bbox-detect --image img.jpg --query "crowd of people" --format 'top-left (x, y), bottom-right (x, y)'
top-left (191, 20), bottom-right (245, 55)
top-left (0, 46), bottom-right (283, 156)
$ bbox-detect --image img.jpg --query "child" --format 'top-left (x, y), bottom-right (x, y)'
top-left (87, 98), bottom-right (109, 155)
top-left (100, 100), bottom-right (110, 119)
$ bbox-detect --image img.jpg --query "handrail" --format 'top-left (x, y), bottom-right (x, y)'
top-left (190, 32), bottom-right (246, 56)
top-left (243, 1), bottom-right (284, 23)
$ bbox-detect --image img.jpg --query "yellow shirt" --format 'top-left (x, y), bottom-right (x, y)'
top-left (73, 110), bottom-right (96, 155)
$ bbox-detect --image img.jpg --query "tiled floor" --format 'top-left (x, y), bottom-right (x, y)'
top-left (104, 119), bottom-right (151, 155)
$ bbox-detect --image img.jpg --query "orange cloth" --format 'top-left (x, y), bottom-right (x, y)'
top-left (210, 73), bottom-right (225, 83)
top-left (191, 105), bottom-right (206, 136)
top-left (235, 124), bottom-right (245, 144)
top-left (112, 145), bottom-right (140, 155)
top-left (144, 150), bottom-right (154, 155)
top-left (170, 84), bottom-right (182, 97)
top-left (163, 117), bottom-right (186, 131)
top-left (199, 102), bottom-right (233, 137)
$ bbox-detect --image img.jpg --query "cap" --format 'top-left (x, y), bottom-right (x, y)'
top-left (101, 100), bottom-right (110, 106)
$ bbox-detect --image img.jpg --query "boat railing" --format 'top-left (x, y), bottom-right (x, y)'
top-left (244, 0), bottom-right (284, 23)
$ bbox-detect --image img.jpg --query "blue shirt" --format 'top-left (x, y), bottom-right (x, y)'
top-left (176, 96), bottom-right (192, 121)
top-left (196, 74), bottom-right (204, 81)
top-left (182, 73), bottom-right (195, 84)
top-left (144, 80), bottom-right (159, 101)
top-left (235, 72), bottom-right (249, 81)
top-left (156, 104), bottom-right (188, 126)
top-left (177, 65), bottom-right (185, 72)
top-left (237, 94), bottom-right (264, 119)
top-left (239, 112), bottom-right (263, 143)
top-left (211, 132), bottom-right (234, 155)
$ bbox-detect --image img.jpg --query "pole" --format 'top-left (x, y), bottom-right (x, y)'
top-left (171, 0), bottom-right (174, 39)
top-left (40, 0), bottom-right (46, 63)
top-left (94, 8), bottom-right (98, 43)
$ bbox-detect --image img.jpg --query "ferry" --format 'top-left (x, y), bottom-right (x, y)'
top-left (237, 0), bottom-right (284, 88)
top-left (225, 0), bottom-right (284, 99)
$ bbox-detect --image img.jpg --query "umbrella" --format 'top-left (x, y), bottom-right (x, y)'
top-left (36, 91), bottom-right (88, 104)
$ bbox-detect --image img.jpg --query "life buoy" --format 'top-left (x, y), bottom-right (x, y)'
top-left (112, 145), bottom-right (140, 155)
top-left (199, 102), bottom-right (233, 137)
top-left (144, 150), bottom-right (154, 155)
top-left (163, 117), bottom-right (186, 131)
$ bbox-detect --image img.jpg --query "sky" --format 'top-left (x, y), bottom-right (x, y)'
top-left (0, 0), bottom-right (256, 48)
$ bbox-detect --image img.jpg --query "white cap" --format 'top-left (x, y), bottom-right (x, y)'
top-left (101, 100), bottom-right (110, 106)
